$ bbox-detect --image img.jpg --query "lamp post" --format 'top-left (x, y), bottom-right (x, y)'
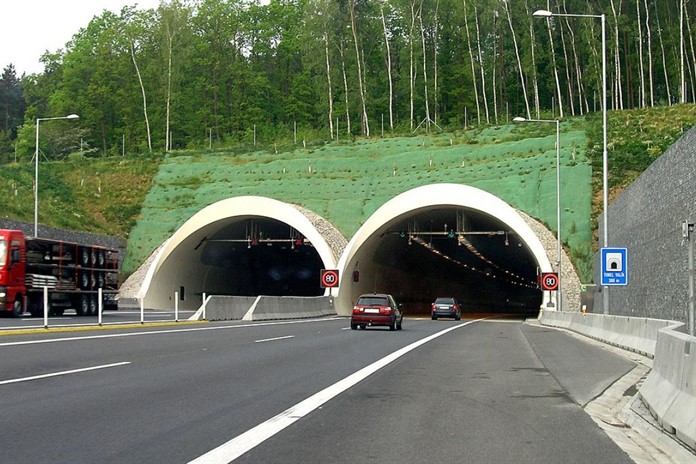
top-left (533, 9), bottom-right (608, 314)
top-left (514, 117), bottom-right (562, 311)
top-left (34, 114), bottom-right (80, 237)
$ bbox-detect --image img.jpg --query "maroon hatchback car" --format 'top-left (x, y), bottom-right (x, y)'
top-left (351, 293), bottom-right (403, 331)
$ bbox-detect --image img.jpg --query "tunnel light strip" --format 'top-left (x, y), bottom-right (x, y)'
top-left (411, 237), bottom-right (536, 289)
top-left (188, 318), bottom-right (486, 464)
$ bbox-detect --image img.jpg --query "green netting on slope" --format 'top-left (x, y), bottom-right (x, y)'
top-left (123, 128), bottom-right (592, 278)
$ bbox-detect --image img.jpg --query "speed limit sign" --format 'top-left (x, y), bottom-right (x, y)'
top-left (320, 269), bottom-right (339, 288)
top-left (540, 272), bottom-right (559, 291)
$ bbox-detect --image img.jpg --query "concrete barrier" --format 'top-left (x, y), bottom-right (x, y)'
top-left (639, 326), bottom-right (696, 450)
top-left (204, 296), bottom-right (258, 321)
top-left (195, 295), bottom-right (336, 321)
top-left (538, 310), bottom-right (695, 452)
top-left (249, 296), bottom-right (335, 321)
top-left (538, 310), bottom-right (678, 357)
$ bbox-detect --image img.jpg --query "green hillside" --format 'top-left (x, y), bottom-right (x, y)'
top-left (1, 105), bottom-right (695, 285)
top-left (126, 121), bottom-right (593, 279)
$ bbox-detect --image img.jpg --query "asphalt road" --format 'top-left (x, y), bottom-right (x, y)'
top-left (0, 316), bottom-right (635, 464)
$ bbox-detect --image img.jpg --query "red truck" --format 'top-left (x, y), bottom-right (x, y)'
top-left (0, 229), bottom-right (119, 317)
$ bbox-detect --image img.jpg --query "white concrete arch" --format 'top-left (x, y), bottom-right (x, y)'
top-left (334, 183), bottom-right (554, 315)
top-left (138, 196), bottom-right (339, 310)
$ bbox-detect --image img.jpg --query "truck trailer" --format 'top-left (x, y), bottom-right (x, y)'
top-left (0, 229), bottom-right (119, 317)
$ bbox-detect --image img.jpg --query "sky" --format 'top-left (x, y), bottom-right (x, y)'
top-left (1, 0), bottom-right (162, 77)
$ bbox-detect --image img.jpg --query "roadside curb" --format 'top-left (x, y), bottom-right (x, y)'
top-left (0, 320), bottom-right (208, 337)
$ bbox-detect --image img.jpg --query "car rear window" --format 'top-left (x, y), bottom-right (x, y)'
top-left (357, 296), bottom-right (389, 306)
top-left (435, 298), bottom-right (455, 304)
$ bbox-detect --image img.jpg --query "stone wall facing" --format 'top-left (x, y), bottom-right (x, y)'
top-left (594, 125), bottom-right (696, 323)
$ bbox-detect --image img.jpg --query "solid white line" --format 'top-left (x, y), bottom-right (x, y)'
top-left (0, 317), bottom-right (342, 347)
top-left (188, 318), bottom-right (486, 464)
top-left (0, 362), bottom-right (131, 386)
top-left (254, 335), bottom-right (295, 343)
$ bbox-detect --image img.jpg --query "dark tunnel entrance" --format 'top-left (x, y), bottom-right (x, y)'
top-left (199, 218), bottom-right (325, 296)
top-left (357, 208), bottom-right (542, 317)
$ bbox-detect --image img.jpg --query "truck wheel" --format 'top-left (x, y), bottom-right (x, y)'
top-left (76, 295), bottom-right (89, 316)
top-left (80, 271), bottom-right (90, 290)
top-left (81, 248), bottom-right (90, 266)
top-left (89, 295), bottom-right (98, 316)
top-left (11, 299), bottom-right (23, 318)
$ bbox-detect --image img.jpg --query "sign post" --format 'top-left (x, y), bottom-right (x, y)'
top-left (320, 269), bottom-right (339, 298)
top-left (540, 272), bottom-right (559, 309)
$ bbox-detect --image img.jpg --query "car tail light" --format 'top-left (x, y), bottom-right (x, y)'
top-left (352, 306), bottom-right (362, 314)
top-left (379, 306), bottom-right (392, 315)
top-left (431, 304), bottom-right (436, 310)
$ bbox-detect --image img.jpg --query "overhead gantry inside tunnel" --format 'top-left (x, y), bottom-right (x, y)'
top-left (135, 184), bottom-right (556, 315)
top-left (335, 184), bottom-right (554, 317)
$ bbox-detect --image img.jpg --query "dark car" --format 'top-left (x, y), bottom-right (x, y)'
top-left (351, 293), bottom-right (403, 331)
top-left (431, 297), bottom-right (461, 320)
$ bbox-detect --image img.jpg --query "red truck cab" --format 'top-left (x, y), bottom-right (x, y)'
top-left (0, 230), bottom-right (27, 317)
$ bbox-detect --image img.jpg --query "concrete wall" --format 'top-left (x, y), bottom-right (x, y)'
top-left (539, 311), bottom-right (696, 452)
top-left (593, 125), bottom-right (696, 323)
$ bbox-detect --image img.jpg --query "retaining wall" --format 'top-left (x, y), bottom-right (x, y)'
top-left (538, 310), bottom-right (695, 453)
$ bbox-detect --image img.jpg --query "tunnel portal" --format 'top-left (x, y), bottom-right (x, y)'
top-left (355, 208), bottom-right (542, 316)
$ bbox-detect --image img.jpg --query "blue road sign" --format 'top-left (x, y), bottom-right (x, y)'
top-left (601, 248), bottom-right (628, 286)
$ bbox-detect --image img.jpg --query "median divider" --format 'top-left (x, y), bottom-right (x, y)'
top-left (538, 310), bottom-right (695, 453)
top-left (192, 295), bottom-right (336, 321)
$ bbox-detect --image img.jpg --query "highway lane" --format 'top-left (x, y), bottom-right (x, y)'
top-left (0, 317), bottom-right (635, 463)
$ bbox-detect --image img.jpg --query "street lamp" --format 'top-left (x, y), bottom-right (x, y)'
top-left (533, 9), bottom-right (609, 314)
top-left (513, 116), bottom-right (562, 311)
top-left (34, 114), bottom-right (80, 237)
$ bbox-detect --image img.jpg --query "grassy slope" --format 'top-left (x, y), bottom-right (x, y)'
top-left (125, 122), bottom-right (594, 279)
top-left (1, 105), bottom-right (694, 284)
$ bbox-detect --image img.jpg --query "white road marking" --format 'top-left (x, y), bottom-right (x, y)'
top-left (188, 318), bottom-right (486, 464)
top-left (0, 362), bottom-right (131, 386)
top-left (0, 318), bottom-right (342, 347)
top-left (254, 335), bottom-right (295, 343)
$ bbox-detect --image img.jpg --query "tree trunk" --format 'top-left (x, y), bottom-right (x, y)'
top-left (338, 42), bottom-right (351, 135)
top-left (474, 2), bottom-right (490, 124)
top-left (654, 1), bottom-right (672, 105)
top-left (130, 41), bottom-right (152, 152)
top-left (525, 0), bottom-right (540, 118)
top-left (324, 30), bottom-right (334, 139)
top-left (349, 0), bottom-right (369, 136)
top-left (462, 0), bottom-right (481, 125)
top-left (554, 0), bottom-right (575, 116)
top-left (643, 0), bottom-right (654, 106)
top-left (503, 0), bottom-right (530, 119)
top-left (684, 4), bottom-right (696, 102)
top-left (380, 6), bottom-right (394, 130)
top-left (409, 1), bottom-right (418, 131)
top-left (419, 3), bottom-right (431, 132)
top-left (610, 0), bottom-right (624, 109)
top-left (433, 0), bottom-right (440, 124)
top-left (561, 0), bottom-right (587, 114)
top-left (636, 0), bottom-right (646, 108)
top-left (543, 8), bottom-right (564, 118)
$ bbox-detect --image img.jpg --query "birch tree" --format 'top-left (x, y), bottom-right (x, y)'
top-left (503, 0), bottom-right (530, 119)
top-left (349, 0), bottom-right (369, 136)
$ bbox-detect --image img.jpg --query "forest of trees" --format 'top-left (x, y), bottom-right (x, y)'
top-left (2, 0), bottom-right (696, 161)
